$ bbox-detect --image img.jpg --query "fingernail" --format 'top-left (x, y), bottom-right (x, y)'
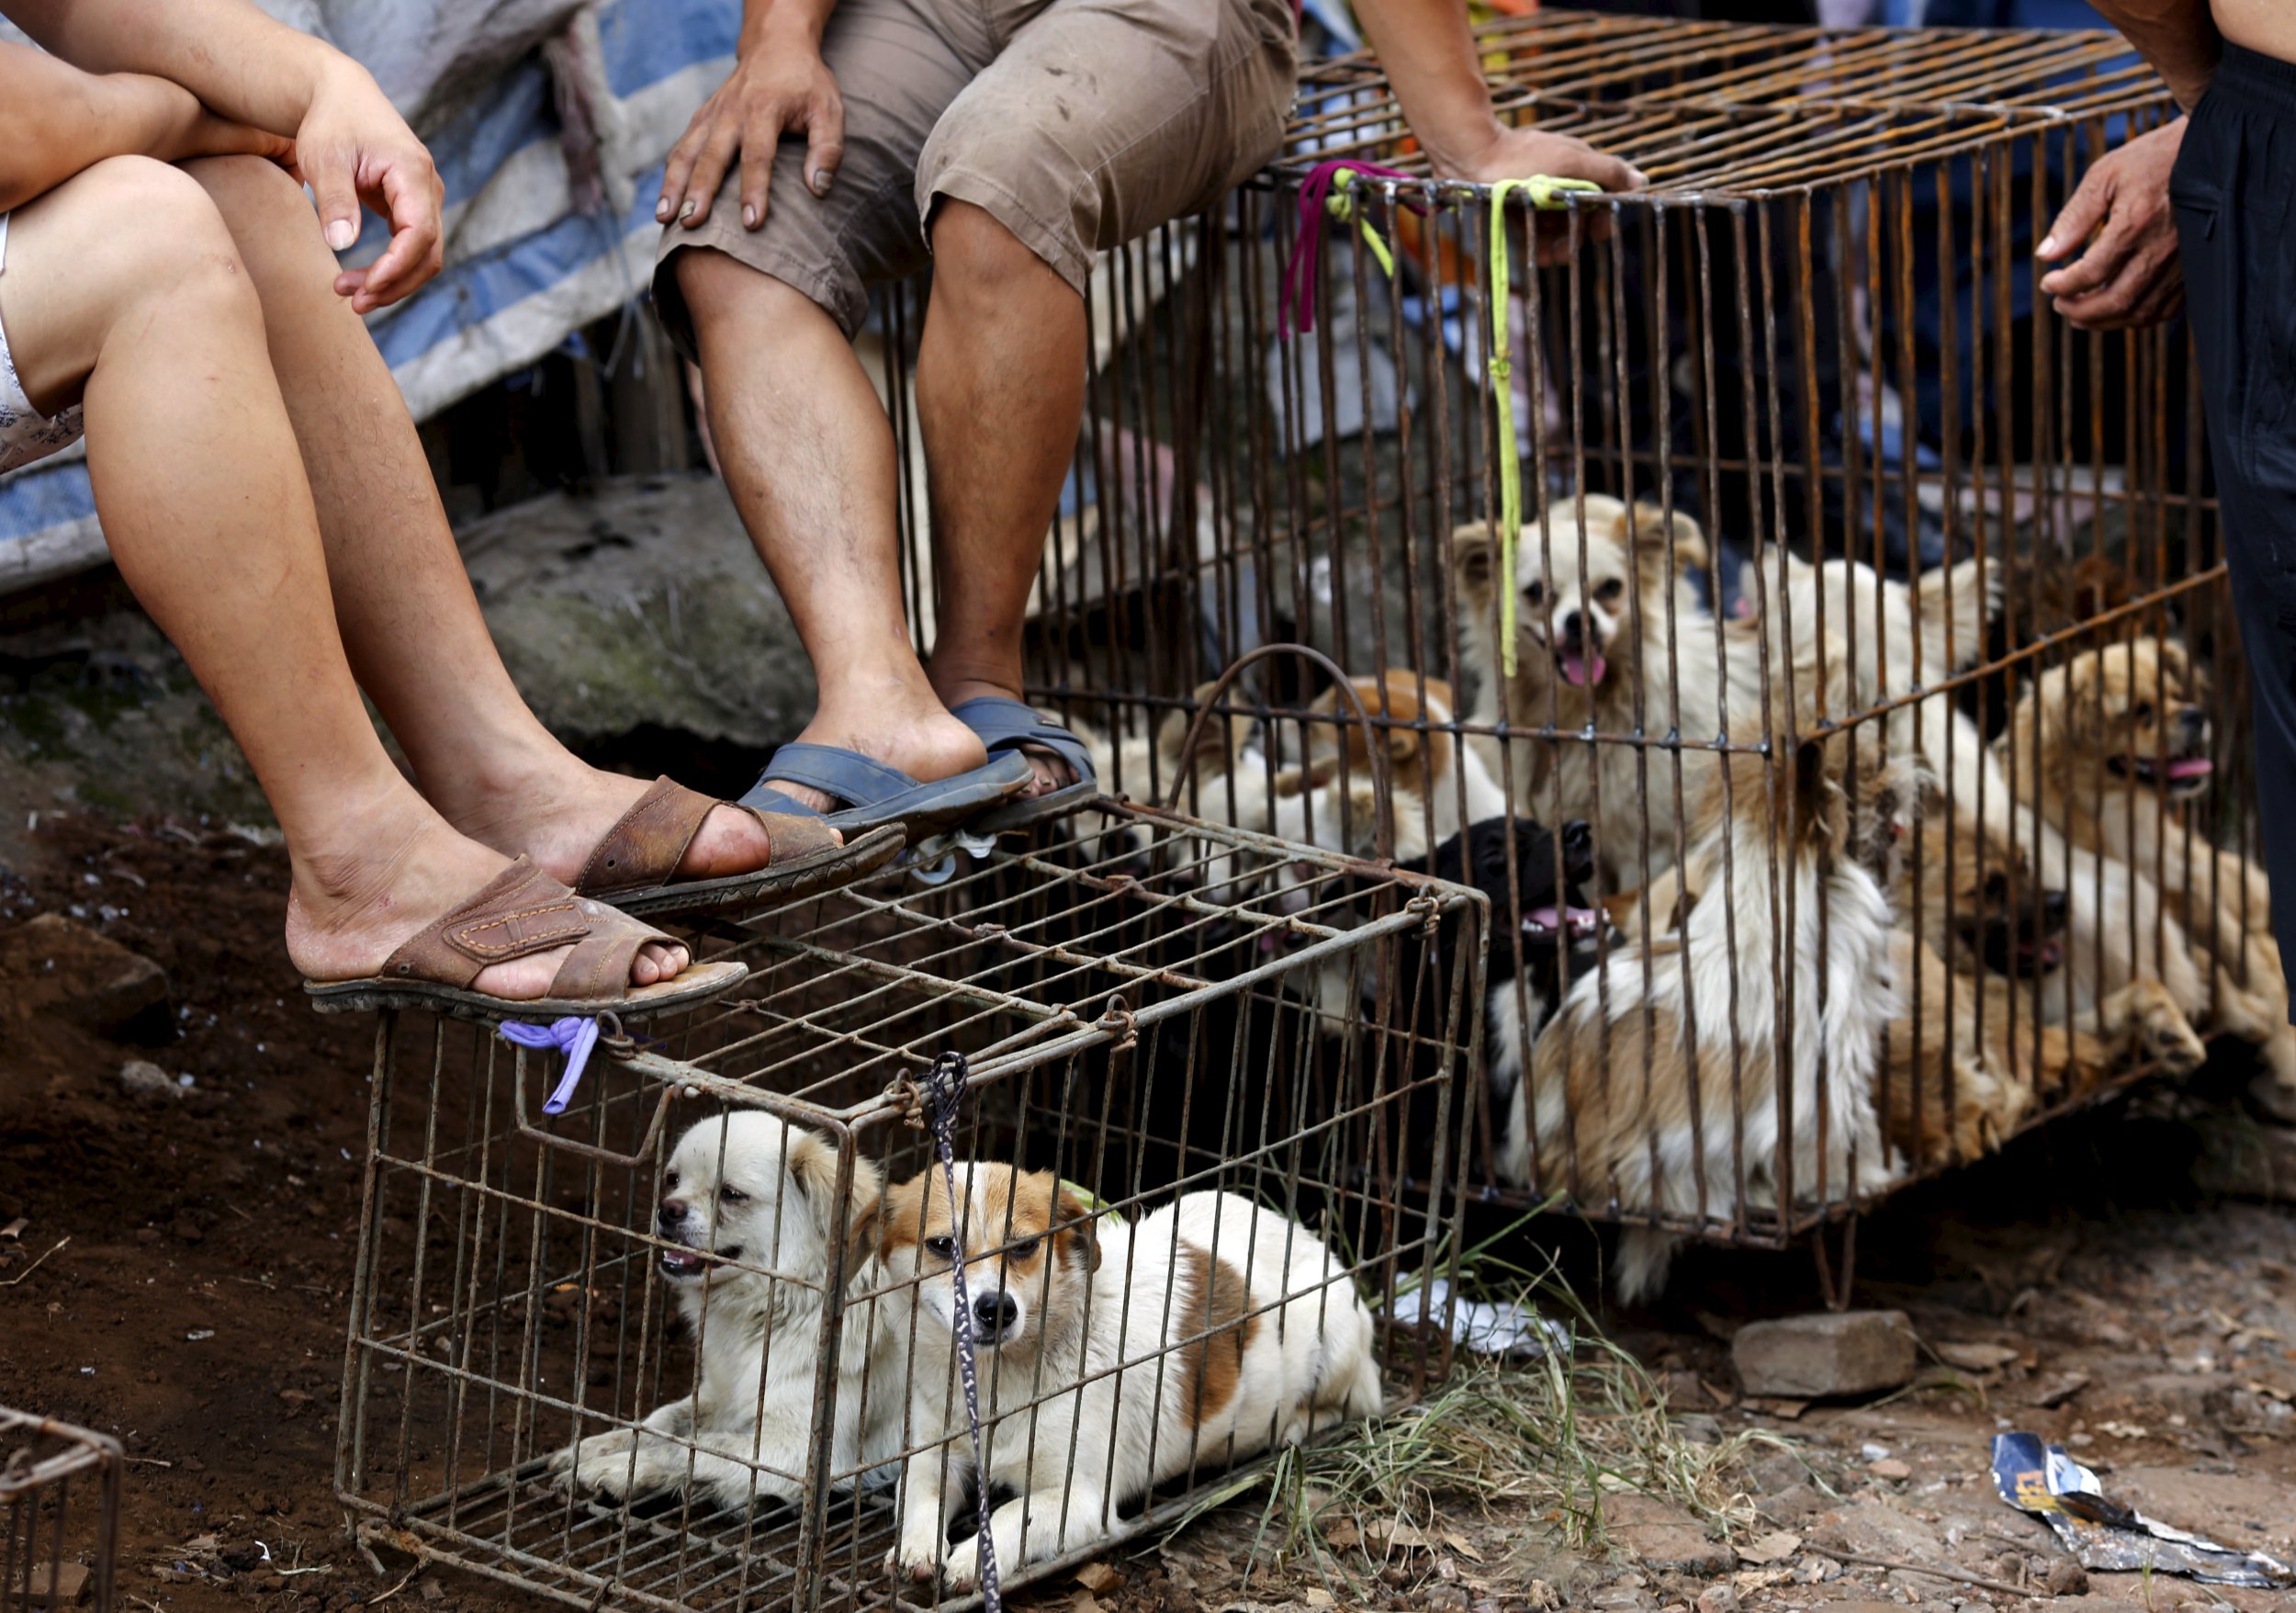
top-left (656, 196), bottom-right (672, 221)
top-left (743, 204), bottom-right (757, 229)
top-left (325, 219), bottom-right (356, 252)
top-left (679, 197), bottom-right (698, 221)
top-left (2037, 234), bottom-right (2058, 258)
top-left (812, 170), bottom-right (833, 197)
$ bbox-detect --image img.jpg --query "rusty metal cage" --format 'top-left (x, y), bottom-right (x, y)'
top-left (836, 13), bottom-right (2282, 1295)
top-left (2, 1408), bottom-right (121, 1613)
top-left (337, 806), bottom-right (1482, 1612)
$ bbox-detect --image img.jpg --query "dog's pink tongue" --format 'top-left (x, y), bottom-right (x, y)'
top-left (1525, 905), bottom-right (1560, 931)
top-left (1559, 651), bottom-right (1607, 688)
top-left (2167, 758), bottom-right (2213, 781)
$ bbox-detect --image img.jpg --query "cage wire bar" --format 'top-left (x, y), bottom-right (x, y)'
top-left (883, 13), bottom-right (2265, 1271)
top-left (338, 806), bottom-right (1483, 1613)
top-left (2, 1409), bottom-right (121, 1613)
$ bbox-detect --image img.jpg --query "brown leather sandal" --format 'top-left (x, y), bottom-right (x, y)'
top-left (573, 776), bottom-right (903, 920)
top-left (304, 856), bottom-right (748, 1021)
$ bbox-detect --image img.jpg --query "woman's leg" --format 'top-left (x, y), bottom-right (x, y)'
top-left (0, 156), bottom-right (688, 992)
top-left (179, 154), bottom-right (788, 882)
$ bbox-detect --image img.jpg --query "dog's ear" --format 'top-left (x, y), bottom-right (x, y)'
top-left (782, 1123), bottom-right (847, 1208)
top-left (2155, 636), bottom-right (2205, 701)
top-left (1272, 756), bottom-right (1342, 800)
top-left (1623, 502), bottom-right (1708, 577)
top-left (1452, 522), bottom-right (1499, 598)
top-left (1053, 1182), bottom-right (1103, 1273)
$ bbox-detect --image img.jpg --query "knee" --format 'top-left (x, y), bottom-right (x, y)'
top-left (73, 157), bottom-right (255, 312)
top-left (180, 153), bottom-right (313, 235)
top-left (929, 199), bottom-right (1063, 301)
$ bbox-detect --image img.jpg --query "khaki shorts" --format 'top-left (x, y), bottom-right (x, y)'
top-left (653, 0), bottom-right (1298, 348)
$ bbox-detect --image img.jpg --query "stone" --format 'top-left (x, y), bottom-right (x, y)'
top-left (1867, 1459), bottom-right (1911, 1482)
top-left (27, 1562), bottom-right (90, 1605)
top-left (118, 1058), bottom-right (177, 1101)
top-left (2044, 1557), bottom-right (2088, 1596)
top-left (2190, 1113), bottom-right (2296, 1201)
top-left (456, 476), bottom-right (818, 762)
top-left (1604, 1495), bottom-right (1734, 1575)
top-left (1732, 1311), bottom-right (1918, 1400)
top-left (1693, 1587), bottom-right (1738, 1613)
top-left (0, 913), bottom-right (168, 1036)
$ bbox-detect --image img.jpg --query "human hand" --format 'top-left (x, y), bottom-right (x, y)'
top-left (294, 59), bottom-right (445, 314)
top-left (2037, 119), bottom-right (2186, 331)
top-left (658, 36), bottom-right (843, 231)
top-left (136, 75), bottom-right (297, 171)
top-left (1438, 126), bottom-right (1648, 266)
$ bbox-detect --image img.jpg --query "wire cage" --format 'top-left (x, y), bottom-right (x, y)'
top-left (2, 1408), bottom-right (121, 1613)
top-left (336, 806), bottom-right (1483, 1613)
top-left (835, 11), bottom-right (2282, 1295)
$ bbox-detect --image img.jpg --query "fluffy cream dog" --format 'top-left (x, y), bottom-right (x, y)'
top-left (550, 1111), bottom-right (904, 1509)
top-left (1996, 637), bottom-right (2292, 1093)
top-left (868, 1167), bottom-right (1381, 1590)
top-left (1453, 494), bottom-right (1719, 888)
top-left (1500, 646), bottom-right (1914, 1301)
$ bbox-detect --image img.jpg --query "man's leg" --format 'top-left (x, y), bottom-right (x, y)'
top-left (677, 247), bottom-right (988, 814)
top-left (1, 157), bottom-right (684, 992)
top-left (914, 200), bottom-right (1088, 795)
top-left (181, 155), bottom-right (786, 881)
top-left (910, 0), bottom-right (1297, 794)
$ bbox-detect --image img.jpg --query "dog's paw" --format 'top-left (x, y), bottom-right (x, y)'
top-left (2129, 984), bottom-right (2207, 1076)
top-left (940, 1537), bottom-right (982, 1591)
top-left (886, 1537), bottom-right (943, 1588)
top-left (556, 1429), bottom-right (659, 1502)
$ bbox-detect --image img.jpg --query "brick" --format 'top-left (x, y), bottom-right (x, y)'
top-left (0, 912), bottom-right (168, 1036)
top-left (1732, 1310), bottom-right (1917, 1399)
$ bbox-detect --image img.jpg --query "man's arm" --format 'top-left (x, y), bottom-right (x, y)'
top-left (2088, 0), bottom-right (2221, 109)
top-left (658, 0), bottom-right (845, 233)
top-left (0, 41), bottom-right (275, 210)
top-left (3, 0), bottom-right (444, 312)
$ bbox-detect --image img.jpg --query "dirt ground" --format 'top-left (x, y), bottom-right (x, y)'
top-left (5, 811), bottom-right (2294, 1613)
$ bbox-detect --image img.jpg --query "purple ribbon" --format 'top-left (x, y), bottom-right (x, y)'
top-left (1277, 158), bottom-right (1424, 337)
top-left (500, 1017), bottom-right (602, 1115)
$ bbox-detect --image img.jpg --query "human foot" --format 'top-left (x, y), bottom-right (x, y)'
top-left (936, 678), bottom-right (1075, 799)
top-left (285, 817), bottom-right (692, 998)
top-left (755, 709), bottom-right (990, 816)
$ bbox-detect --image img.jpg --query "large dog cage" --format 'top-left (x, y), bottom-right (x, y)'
top-left (2, 1408), bottom-right (121, 1613)
top-left (337, 806), bottom-right (1482, 1613)
top-left (954, 11), bottom-right (2267, 1281)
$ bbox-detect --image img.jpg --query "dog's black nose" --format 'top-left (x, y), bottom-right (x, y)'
top-left (1561, 609), bottom-right (1584, 644)
top-left (2042, 890), bottom-right (2068, 922)
top-left (1562, 819), bottom-right (1593, 859)
top-left (973, 1291), bottom-right (1019, 1334)
top-left (2178, 707), bottom-right (2207, 736)
top-left (657, 1201), bottom-right (686, 1233)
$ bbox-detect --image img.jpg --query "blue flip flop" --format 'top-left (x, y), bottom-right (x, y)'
top-left (950, 697), bottom-right (1102, 834)
top-left (740, 742), bottom-right (1032, 836)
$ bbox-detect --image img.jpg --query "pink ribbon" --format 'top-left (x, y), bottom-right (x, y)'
top-left (1277, 158), bottom-right (1424, 337)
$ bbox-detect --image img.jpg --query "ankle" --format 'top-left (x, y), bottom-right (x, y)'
top-left (927, 662), bottom-right (1027, 712)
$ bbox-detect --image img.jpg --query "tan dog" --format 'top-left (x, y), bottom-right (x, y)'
top-left (1996, 637), bottom-right (2293, 1093)
top-left (1453, 494), bottom-right (1719, 888)
top-left (1502, 643), bottom-right (1914, 1301)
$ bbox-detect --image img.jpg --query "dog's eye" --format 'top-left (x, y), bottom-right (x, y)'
top-left (1007, 1237), bottom-right (1041, 1261)
top-left (1595, 578), bottom-right (1626, 603)
top-left (2132, 701), bottom-right (2154, 724)
top-left (662, 1171), bottom-right (678, 1190)
top-left (1985, 872), bottom-right (2009, 898)
top-left (924, 1235), bottom-right (958, 1260)
top-left (1525, 581), bottom-right (1546, 607)
top-left (719, 1185), bottom-right (748, 1205)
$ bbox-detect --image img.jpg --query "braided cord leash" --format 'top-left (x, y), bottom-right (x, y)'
top-left (920, 1051), bottom-right (1002, 1613)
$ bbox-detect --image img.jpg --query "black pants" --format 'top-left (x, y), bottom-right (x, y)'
top-left (2174, 43), bottom-right (2296, 1010)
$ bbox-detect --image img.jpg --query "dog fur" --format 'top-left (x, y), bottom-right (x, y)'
top-left (869, 1167), bottom-right (1381, 1589)
top-left (549, 1111), bottom-right (903, 1509)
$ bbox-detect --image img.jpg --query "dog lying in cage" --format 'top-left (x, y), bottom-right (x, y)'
top-left (1996, 637), bottom-right (2296, 1097)
top-left (1498, 642), bottom-right (1917, 1301)
top-left (863, 1165), bottom-right (1381, 1591)
top-left (548, 1111), bottom-right (905, 1511)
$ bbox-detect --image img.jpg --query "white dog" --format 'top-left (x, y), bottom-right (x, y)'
top-left (549, 1111), bottom-right (905, 1509)
top-left (869, 1167), bottom-right (1382, 1589)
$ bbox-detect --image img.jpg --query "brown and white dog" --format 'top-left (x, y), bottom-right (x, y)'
top-left (1500, 645), bottom-right (1916, 1300)
top-left (1453, 494), bottom-right (1721, 888)
top-left (1994, 637), bottom-right (2291, 1095)
top-left (869, 1167), bottom-right (1381, 1590)
top-left (550, 1112), bottom-right (906, 1509)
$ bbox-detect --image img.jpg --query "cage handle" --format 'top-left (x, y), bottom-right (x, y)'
top-left (507, 1042), bottom-right (761, 1168)
top-left (1160, 641), bottom-right (1397, 864)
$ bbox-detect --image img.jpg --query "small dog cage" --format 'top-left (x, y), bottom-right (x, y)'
top-left (337, 806), bottom-right (1481, 1612)
top-left (2, 1408), bottom-right (121, 1613)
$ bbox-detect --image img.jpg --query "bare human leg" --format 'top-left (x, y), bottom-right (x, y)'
top-left (180, 154), bottom-right (801, 886)
top-left (916, 201), bottom-right (1088, 797)
top-left (675, 245), bottom-right (985, 815)
top-left (0, 156), bottom-right (686, 993)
